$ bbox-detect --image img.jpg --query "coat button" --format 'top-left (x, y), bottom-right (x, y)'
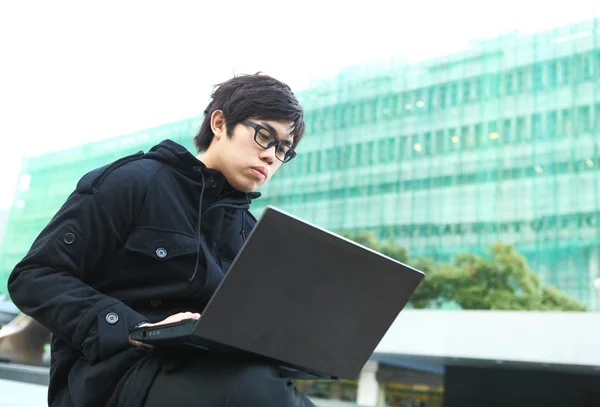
top-left (105, 312), bottom-right (119, 324)
top-left (209, 178), bottom-right (217, 188)
top-left (63, 233), bottom-right (76, 245)
top-left (150, 299), bottom-right (162, 308)
top-left (155, 248), bottom-right (167, 258)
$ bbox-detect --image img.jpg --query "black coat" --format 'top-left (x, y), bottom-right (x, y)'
top-left (7, 139), bottom-right (260, 406)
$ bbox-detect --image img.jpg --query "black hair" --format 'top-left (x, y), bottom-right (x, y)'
top-left (194, 73), bottom-right (305, 152)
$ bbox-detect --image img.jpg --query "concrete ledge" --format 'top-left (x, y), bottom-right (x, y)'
top-left (310, 398), bottom-right (365, 407)
top-left (0, 362), bottom-right (49, 385)
top-left (376, 310), bottom-right (600, 368)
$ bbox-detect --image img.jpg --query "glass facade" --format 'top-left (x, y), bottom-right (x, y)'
top-left (2, 20), bottom-right (600, 308)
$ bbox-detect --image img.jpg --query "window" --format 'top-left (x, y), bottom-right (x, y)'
top-left (489, 75), bottom-right (501, 98)
top-left (312, 111), bottom-right (322, 133)
top-left (382, 95), bottom-right (395, 118)
top-left (473, 78), bottom-right (482, 101)
top-left (387, 138), bottom-right (397, 161)
top-left (435, 130), bottom-right (445, 154)
top-left (342, 105), bottom-right (353, 128)
top-left (293, 155), bottom-right (305, 173)
top-left (307, 152), bottom-right (316, 173)
top-left (533, 64), bottom-right (544, 89)
top-left (350, 104), bottom-right (360, 126)
top-left (461, 126), bottom-right (472, 149)
top-left (462, 80), bottom-right (471, 102)
top-left (347, 145), bottom-right (357, 168)
top-left (562, 109), bottom-right (572, 137)
top-left (449, 128), bottom-right (459, 150)
top-left (411, 134), bottom-right (421, 157)
top-left (363, 142), bottom-right (373, 165)
top-left (427, 88), bottom-right (435, 111)
top-left (474, 124), bottom-right (483, 148)
top-left (578, 106), bottom-right (590, 134)
top-left (547, 111), bottom-right (557, 139)
top-left (400, 136), bottom-right (410, 158)
top-left (423, 132), bottom-right (432, 156)
top-left (504, 71), bottom-right (514, 95)
top-left (503, 119), bottom-right (513, 142)
top-left (560, 58), bottom-right (570, 85)
top-left (363, 101), bottom-right (374, 123)
top-left (583, 55), bottom-right (591, 80)
top-left (415, 89), bottom-right (425, 111)
top-left (547, 61), bottom-right (557, 87)
top-left (335, 106), bottom-right (345, 129)
top-left (404, 92), bottom-right (414, 116)
top-left (516, 69), bottom-right (526, 92)
top-left (572, 55), bottom-right (583, 83)
top-left (379, 139), bottom-right (391, 163)
top-left (316, 150), bottom-right (324, 171)
top-left (329, 148), bottom-right (341, 170)
top-left (532, 114), bottom-right (542, 139)
top-left (516, 117), bottom-right (527, 142)
top-left (395, 94), bottom-right (404, 117)
top-left (488, 120), bottom-right (498, 143)
top-left (323, 108), bottom-right (334, 130)
top-left (375, 98), bottom-right (386, 120)
top-left (438, 85), bottom-right (447, 108)
top-left (449, 82), bottom-right (458, 106)
top-left (355, 144), bottom-right (363, 166)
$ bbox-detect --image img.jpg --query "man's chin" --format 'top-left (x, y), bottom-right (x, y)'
top-left (232, 179), bottom-right (261, 194)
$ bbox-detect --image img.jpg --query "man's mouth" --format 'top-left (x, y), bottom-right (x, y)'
top-left (251, 167), bottom-right (267, 179)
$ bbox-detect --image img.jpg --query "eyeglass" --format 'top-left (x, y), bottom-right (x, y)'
top-left (242, 119), bottom-right (297, 163)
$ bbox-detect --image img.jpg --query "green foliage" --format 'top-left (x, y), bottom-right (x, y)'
top-left (337, 231), bottom-right (587, 312)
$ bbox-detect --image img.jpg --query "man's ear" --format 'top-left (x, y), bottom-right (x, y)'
top-left (210, 110), bottom-right (227, 141)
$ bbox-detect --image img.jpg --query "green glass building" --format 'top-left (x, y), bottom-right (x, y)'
top-left (2, 20), bottom-right (600, 308)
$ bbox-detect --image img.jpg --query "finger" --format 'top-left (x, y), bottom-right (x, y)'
top-left (175, 312), bottom-right (200, 319)
top-left (129, 339), bottom-right (153, 348)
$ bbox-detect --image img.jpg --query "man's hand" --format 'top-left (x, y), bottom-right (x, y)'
top-left (128, 311), bottom-right (201, 348)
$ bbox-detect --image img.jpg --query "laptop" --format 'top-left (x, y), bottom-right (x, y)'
top-left (129, 206), bottom-right (424, 380)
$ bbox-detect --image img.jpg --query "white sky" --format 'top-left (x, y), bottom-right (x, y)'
top-left (1, 0), bottom-right (599, 209)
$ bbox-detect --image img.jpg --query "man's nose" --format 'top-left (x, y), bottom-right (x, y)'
top-left (259, 146), bottom-right (276, 163)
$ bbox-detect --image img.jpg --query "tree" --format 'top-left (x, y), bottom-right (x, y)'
top-left (443, 242), bottom-right (586, 311)
top-left (407, 257), bottom-right (457, 309)
top-left (337, 231), bottom-right (587, 312)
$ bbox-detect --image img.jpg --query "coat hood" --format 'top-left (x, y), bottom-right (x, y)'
top-left (145, 139), bottom-right (261, 200)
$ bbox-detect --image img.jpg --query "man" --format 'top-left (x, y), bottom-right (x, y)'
top-left (8, 73), bottom-right (315, 407)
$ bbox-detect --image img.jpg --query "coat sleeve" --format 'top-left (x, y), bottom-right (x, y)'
top-left (7, 156), bottom-right (154, 363)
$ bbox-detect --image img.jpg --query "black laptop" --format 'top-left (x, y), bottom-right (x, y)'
top-left (129, 206), bottom-right (424, 380)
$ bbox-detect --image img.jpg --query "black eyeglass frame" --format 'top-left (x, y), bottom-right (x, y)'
top-left (241, 119), bottom-right (297, 163)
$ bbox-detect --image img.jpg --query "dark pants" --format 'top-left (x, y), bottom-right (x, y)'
top-left (142, 352), bottom-right (317, 407)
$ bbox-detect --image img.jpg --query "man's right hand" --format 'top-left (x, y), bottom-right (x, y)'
top-left (128, 311), bottom-right (201, 348)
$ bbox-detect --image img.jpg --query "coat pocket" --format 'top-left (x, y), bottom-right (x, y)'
top-left (122, 228), bottom-right (199, 283)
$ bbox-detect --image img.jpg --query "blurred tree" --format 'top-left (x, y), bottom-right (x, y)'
top-left (447, 242), bottom-right (586, 311)
top-left (338, 231), bottom-right (587, 312)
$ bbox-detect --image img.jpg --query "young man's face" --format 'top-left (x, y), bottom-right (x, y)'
top-left (201, 111), bottom-right (294, 193)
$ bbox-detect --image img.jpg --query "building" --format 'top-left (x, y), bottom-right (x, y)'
top-left (1, 19), bottom-right (600, 309)
top-left (256, 19), bottom-right (600, 309)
